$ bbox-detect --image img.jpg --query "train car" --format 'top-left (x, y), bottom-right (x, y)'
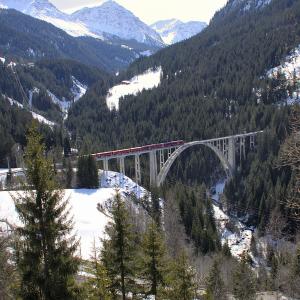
top-left (92, 140), bottom-right (185, 159)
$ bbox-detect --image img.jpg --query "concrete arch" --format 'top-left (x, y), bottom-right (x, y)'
top-left (156, 141), bottom-right (233, 187)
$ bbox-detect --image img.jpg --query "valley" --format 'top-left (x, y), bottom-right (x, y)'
top-left (0, 0), bottom-right (300, 299)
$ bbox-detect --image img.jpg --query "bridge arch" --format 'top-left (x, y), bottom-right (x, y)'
top-left (156, 141), bottom-right (233, 187)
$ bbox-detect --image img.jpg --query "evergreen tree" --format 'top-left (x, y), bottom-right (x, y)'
top-left (65, 158), bottom-right (74, 189)
top-left (232, 256), bottom-right (256, 300)
top-left (100, 192), bottom-right (136, 300)
top-left (77, 155), bottom-right (99, 189)
top-left (167, 251), bottom-right (197, 300)
top-left (82, 241), bottom-right (112, 300)
top-left (205, 258), bottom-right (227, 300)
top-left (138, 221), bottom-right (168, 298)
top-left (64, 136), bottom-right (71, 157)
top-left (12, 121), bottom-right (79, 300)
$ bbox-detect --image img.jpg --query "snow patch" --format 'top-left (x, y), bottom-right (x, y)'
top-left (106, 67), bottom-right (162, 110)
top-left (71, 76), bottom-right (87, 102)
top-left (0, 170), bottom-right (147, 259)
top-left (0, 57), bottom-right (5, 64)
top-left (151, 19), bottom-right (207, 45)
top-left (267, 44), bottom-right (300, 105)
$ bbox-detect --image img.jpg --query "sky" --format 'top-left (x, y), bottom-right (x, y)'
top-left (50, 0), bottom-right (228, 24)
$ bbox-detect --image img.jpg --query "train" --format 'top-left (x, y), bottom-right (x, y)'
top-left (92, 140), bottom-right (185, 159)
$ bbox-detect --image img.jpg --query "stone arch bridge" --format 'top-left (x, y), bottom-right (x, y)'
top-left (91, 131), bottom-right (263, 188)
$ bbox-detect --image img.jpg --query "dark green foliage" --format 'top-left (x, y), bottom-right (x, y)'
top-left (100, 192), bottom-right (136, 299)
top-left (0, 234), bottom-right (18, 299)
top-left (138, 221), bottom-right (168, 298)
top-left (171, 183), bottom-right (220, 254)
top-left (232, 257), bottom-right (256, 300)
top-left (0, 9), bottom-right (139, 72)
top-left (77, 155), bottom-right (99, 189)
top-left (167, 251), bottom-right (197, 300)
top-left (205, 258), bottom-right (227, 300)
top-left (13, 121), bottom-right (79, 300)
top-left (82, 243), bottom-right (112, 300)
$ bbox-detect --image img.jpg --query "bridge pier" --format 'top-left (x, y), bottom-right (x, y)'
top-left (119, 157), bottom-right (125, 175)
top-left (228, 137), bottom-right (236, 171)
top-left (159, 150), bottom-right (165, 171)
top-left (103, 159), bottom-right (109, 176)
top-left (135, 155), bottom-right (141, 184)
top-left (149, 150), bottom-right (158, 187)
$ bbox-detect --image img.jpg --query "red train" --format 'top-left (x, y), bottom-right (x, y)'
top-left (92, 140), bottom-right (185, 159)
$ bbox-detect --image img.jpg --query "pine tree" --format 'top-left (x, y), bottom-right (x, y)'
top-left (138, 221), bottom-right (168, 298)
top-left (12, 121), bottom-right (79, 300)
top-left (205, 258), bottom-right (227, 300)
top-left (77, 155), bottom-right (99, 189)
top-left (66, 158), bottom-right (74, 188)
top-left (100, 192), bottom-right (136, 300)
top-left (232, 256), bottom-right (256, 300)
top-left (167, 251), bottom-right (197, 300)
top-left (82, 241), bottom-right (111, 300)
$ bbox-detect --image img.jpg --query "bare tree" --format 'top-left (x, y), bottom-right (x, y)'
top-left (278, 106), bottom-right (300, 224)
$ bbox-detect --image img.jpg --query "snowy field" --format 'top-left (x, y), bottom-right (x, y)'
top-left (106, 67), bottom-right (162, 110)
top-left (0, 171), bottom-right (146, 260)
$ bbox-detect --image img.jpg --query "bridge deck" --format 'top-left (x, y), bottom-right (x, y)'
top-left (91, 131), bottom-right (263, 161)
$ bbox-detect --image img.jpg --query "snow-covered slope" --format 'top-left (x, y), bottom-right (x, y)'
top-left (151, 19), bottom-right (207, 45)
top-left (267, 44), bottom-right (300, 105)
top-left (0, 171), bottom-right (146, 259)
top-left (226, 0), bottom-right (272, 12)
top-left (71, 1), bottom-right (164, 47)
top-left (106, 67), bottom-right (162, 110)
top-left (0, 0), bottom-right (98, 38)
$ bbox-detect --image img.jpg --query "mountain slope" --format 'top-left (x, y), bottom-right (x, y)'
top-left (0, 0), bottom-right (164, 55)
top-left (67, 0), bottom-right (299, 231)
top-left (0, 9), bottom-right (139, 72)
top-left (151, 19), bottom-right (207, 45)
top-left (71, 1), bottom-right (164, 47)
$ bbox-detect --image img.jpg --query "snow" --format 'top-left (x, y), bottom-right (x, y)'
top-left (0, 170), bottom-right (146, 259)
top-left (267, 44), bottom-right (300, 105)
top-left (229, 0), bottom-right (272, 11)
top-left (151, 19), bottom-right (207, 45)
top-left (71, 76), bottom-right (87, 102)
top-left (2, 93), bottom-right (56, 127)
top-left (0, 57), bottom-right (5, 64)
top-left (211, 180), bottom-right (254, 260)
top-left (31, 111), bottom-right (56, 127)
top-left (71, 1), bottom-right (164, 47)
top-left (106, 67), bottom-right (163, 110)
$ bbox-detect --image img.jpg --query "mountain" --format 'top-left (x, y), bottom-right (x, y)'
top-left (0, 9), bottom-right (141, 72)
top-left (151, 19), bottom-right (207, 45)
top-left (71, 1), bottom-right (164, 47)
top-left (0, 0), bottom-right (164, 53)
top-left (67, 0), bottom-right (300, 233)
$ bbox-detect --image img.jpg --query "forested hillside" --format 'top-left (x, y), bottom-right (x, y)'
top-left (67, 0), bottom-right (300, 232)
top-left (0, 9), bottom-right (141, 72)
top-left (0, 58), bottom-right (109, 166)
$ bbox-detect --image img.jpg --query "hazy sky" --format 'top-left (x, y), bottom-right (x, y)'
top-left (50, 0), bottom-right (228, 24)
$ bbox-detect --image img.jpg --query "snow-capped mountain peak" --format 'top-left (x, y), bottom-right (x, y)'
top-left (151, 19), bottom-right (207, 45)
top-left (71, 0), bottom-right (164, 47)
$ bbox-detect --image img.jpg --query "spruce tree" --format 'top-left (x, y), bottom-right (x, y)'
top-left (138, 221), bottom-right (168, 298)
top-left (232, 256), bottom-right (256, 300)
top-left (205, 258), bottom-right (227, 300)
top-left (77, 155), bottom-right (99, 189)
top-left (100, 192), bottom-right (135, 300)
top-left (168, 251), bottom-right (197, 300)
top-left (12, 121), bottom-right (79, 300)
top-left (82, 241), bottom-right (111, 300)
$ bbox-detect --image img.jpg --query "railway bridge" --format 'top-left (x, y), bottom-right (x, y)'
top-left (92, 131), bottom-right (263, 188)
